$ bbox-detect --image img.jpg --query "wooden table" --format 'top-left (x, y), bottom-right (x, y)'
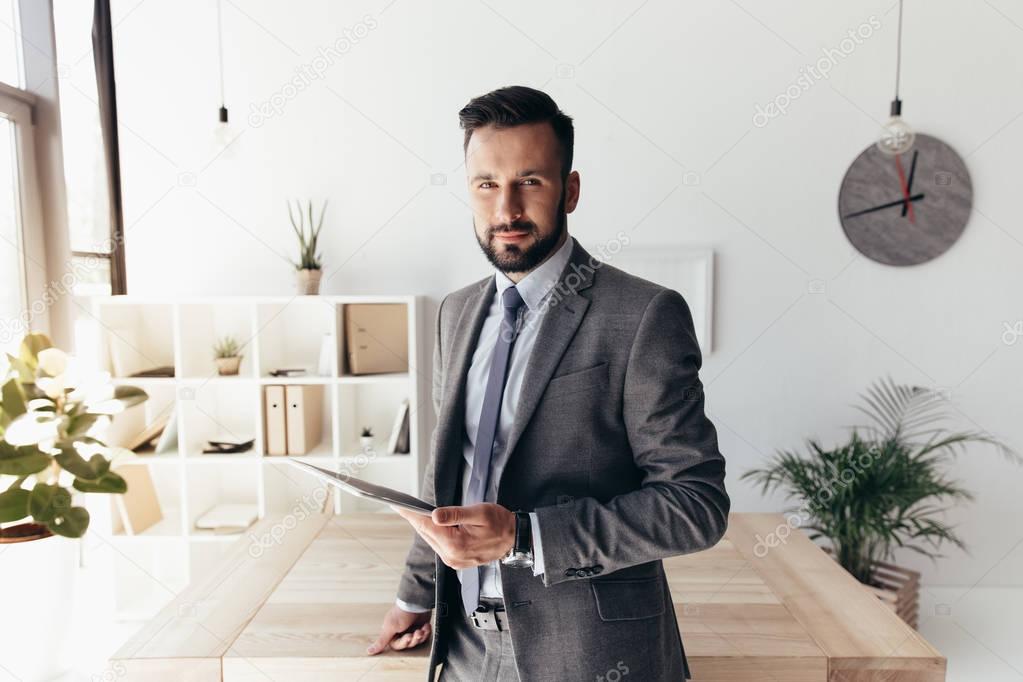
top-left (111, 496), bottom-right (945, 681)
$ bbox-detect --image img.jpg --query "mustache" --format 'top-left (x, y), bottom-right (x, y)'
top-left (490, 221), bottom-right (535, 235)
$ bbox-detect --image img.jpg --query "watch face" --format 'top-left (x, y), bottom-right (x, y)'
top-left (838, 133), bottom-right (972, 266)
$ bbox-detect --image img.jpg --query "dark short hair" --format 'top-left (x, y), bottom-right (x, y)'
top-left (458, 85), bottom-right (574, 182)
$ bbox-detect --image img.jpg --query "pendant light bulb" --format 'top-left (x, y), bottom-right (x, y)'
top-left (877, 98), bottom-right (915, 155)
top-left (210, 0), bottom-right (238, 159)
top-left (877, 0), bottom-right (914, 155)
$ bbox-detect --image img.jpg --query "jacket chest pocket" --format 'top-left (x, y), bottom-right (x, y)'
top-left (590, 576), bottom-right (665, 621)
top-left (543, 361), bottom-right (608, 400)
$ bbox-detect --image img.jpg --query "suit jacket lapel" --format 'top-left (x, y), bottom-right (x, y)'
top-left (432, 275), bottom-right (494, 506)
top-left (500, 240), bottom-right (595, 476)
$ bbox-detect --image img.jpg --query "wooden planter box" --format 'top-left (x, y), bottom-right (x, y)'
top-left (866, 559), bottom-right (920, 628)
top-left (823, 548), bottom-right (920, 629)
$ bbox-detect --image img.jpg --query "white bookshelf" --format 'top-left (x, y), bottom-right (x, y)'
top-left (80, 295), bottom-right (426, 616)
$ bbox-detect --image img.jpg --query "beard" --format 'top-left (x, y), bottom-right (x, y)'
top-left (475, 187), bottom-right (567, 274)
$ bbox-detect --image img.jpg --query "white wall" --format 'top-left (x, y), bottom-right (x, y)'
top-left (66, 0), bottom-right (1023, 587)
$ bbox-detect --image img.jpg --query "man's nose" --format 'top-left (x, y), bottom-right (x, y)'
top-left (494, 187), bottom-right (523, 226)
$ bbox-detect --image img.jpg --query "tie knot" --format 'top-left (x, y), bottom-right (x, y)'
top-left (502, 285), bottom-right (525, 312)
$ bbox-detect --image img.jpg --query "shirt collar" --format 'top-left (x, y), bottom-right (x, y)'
top-left (494, 234), bottom-right (575, 312)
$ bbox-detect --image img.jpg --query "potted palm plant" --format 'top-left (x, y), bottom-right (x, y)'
top-left (742, 376), bottom-right (1018, 627)
top-left (289, 198), bottom-right (327, 294)
top-left (0, 331), bottom-right (148, 678)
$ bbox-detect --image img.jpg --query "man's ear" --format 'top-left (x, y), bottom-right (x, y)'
top-left (565, 170), bottom-right (581, 213)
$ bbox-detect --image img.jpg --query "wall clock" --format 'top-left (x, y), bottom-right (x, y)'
top-left (837, 133), bottom-right (972, 266)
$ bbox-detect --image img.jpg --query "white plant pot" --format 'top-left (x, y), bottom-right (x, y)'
top-left (0, 534), bottom-right (78, 681)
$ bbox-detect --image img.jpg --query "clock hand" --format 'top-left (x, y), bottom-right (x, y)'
top-left (900, 150), bottom-right (919, 219)
top-left (843, 193), bottom-right (925, 219)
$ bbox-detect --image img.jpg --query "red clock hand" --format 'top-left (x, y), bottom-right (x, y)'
top-left (894, 153), bottom-right (916, 224)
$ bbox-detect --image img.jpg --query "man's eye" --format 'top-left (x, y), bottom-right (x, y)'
top-left (479, 182), bottom-right (494, 189)
top-left (522, 179), bottom-right (538, 185)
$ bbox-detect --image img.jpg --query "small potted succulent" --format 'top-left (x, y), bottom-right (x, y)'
top-left (213, 334), bottom-right (243, 376)
top-left (359, 426), bottom-right (374, 453)
top-left (288, 198), bottom-right (327, 295)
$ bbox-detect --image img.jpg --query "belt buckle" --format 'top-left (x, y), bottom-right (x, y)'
top-left (470, 603), bottom-right (505, 631)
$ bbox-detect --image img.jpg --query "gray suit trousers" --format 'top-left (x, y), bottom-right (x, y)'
top-left (439, 598), bottom-right (519, 682)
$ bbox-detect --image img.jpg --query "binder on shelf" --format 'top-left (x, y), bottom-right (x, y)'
top-left (285, 384), bottom-right (324, 455)
top-left (263, 385), bottom-right (288, 456)
top-left (110, 463), bottom-right (163, 535)
top-left (343, 304), bottom-right (409, 375)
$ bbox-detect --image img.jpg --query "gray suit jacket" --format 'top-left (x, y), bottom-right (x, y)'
top-left (398, 238), bottom-right (729, 681)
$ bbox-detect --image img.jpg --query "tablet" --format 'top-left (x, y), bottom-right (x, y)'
top-left (287, 458), bottom-right (435, 515)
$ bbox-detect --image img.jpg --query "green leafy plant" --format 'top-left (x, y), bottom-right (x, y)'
top-left (213, 335), bottom-right (241, 359)
top-left (0, 332), bottom-right (148, 539)
top-left (742, 376), bottom-right (1018, 583)
top-left (288, 199), bottom-right (327, 270)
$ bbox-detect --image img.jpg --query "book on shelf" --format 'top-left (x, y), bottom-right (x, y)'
top-left (194, 503), bottom-right (258, 533)
top-left (268, 368), bottom-right (307, 377)
top-left (123, 410), bottom-right (171, 452)
top-left (110, 463), bottom-right (163, 535)
top-left (387, 398), bottom-right (410, 455)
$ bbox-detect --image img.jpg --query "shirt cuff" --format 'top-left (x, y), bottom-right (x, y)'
top-left (529, 512), bottom-right (545, 577)
top-left (395, 598), bottom-right (431, 613)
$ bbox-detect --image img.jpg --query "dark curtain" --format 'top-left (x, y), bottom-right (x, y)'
top-left (92, 0), bottom-right (127, 294)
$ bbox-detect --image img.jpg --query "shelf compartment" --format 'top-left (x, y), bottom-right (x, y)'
top-left (94, 301), bottom-right (176, 378)
top-left (179, 382), bottom-right (258, 458)
top-left (337, 382), bottom-right (413, 458)
top-left (260, 383), bottom-right (334, 457)
top-left (185, 462), bottom-right (259, 539)
top-left (178, 302), bottom-right (256, 379)
top-left (101, 382), bottom-right (180, 457)
top-left (256, 300), bottom-right (335, 379)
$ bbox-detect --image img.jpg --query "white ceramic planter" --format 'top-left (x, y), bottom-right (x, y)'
top-left (0, 534), bottom-right (77, 680)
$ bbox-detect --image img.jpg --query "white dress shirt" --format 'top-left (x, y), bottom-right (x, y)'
top-left (397, 234), bottom-right (575, 613)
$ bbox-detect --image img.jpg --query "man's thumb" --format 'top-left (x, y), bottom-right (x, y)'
top-left (367, 630), bottom-right (392, 655)
top-left (432, 506), bottom-right (461, 525)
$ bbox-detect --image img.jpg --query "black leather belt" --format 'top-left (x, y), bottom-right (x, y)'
top-left (469, 600), bottom-right (509, 631)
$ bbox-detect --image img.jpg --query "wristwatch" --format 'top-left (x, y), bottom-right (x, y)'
top-left (501, 511), bottom-right (534, 568)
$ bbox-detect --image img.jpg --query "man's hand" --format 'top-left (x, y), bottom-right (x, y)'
top-left (394, 503), bottom-right (516, 570)
top-left (367, 605), bottom-right (432, 655)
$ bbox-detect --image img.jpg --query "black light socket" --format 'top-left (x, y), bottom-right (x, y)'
top-left (219, 106), bottom-right (229, 124)
top-left (889, 98), bottom-right (903, 117)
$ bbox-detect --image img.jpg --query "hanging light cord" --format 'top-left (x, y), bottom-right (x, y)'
top-left (894, 0), bottom-right (904, 100)
top-left (216, 0), bottom-right (226, 110)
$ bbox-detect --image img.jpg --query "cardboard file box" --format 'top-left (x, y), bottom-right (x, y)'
top-left (344, 304), bottom-right (408, 375)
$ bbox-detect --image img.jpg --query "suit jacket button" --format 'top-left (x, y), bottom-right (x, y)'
top-left (564, 568), bottom-right (576, 577)
top-left (592, 565), bottom-right (604, 575)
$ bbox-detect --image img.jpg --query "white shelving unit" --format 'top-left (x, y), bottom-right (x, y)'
top-left (81, 295), bottom-right (426, 616)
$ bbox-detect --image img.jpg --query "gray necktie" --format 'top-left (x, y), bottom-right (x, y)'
top-left (459, 285), bottom-right (526, 617)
